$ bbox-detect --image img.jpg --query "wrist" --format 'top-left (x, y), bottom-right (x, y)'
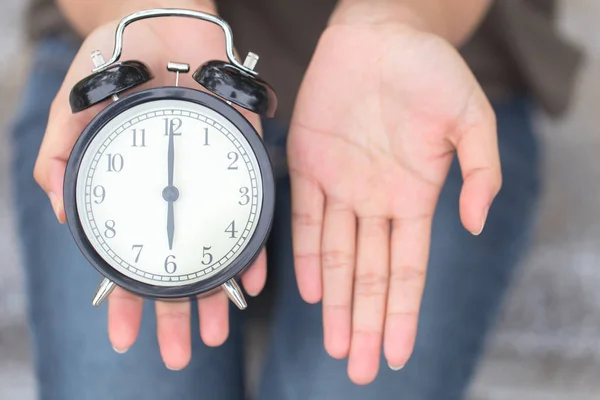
top-left (328, 0), bottom-right (491, 46)
top-left (59, 0), bottom-right (217, 37)
top-left (115, 0), bottom-right (216, 20)
top-left (328, 1), bottom-right (441, 36)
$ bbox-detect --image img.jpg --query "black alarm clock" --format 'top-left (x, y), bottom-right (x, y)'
top-left (63, 9), bottom-right (277, 310)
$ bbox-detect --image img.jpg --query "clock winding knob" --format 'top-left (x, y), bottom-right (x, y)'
top-left (167, 62), bottom-right (191, 87)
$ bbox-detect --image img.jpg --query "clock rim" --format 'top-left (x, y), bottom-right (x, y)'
top-left (63, 87), bottom-right (275, 299)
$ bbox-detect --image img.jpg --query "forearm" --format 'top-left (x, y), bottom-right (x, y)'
top-left (57, 0), bottom-right (216, 36)
top-left (330, 0), bottom-right (493, 46)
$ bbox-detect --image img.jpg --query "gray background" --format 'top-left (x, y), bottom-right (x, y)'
top-left (2, 1), bottom-right (600, 399)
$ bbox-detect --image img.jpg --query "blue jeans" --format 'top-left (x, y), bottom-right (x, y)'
top-left (11, 37), bottom-right (541, 400)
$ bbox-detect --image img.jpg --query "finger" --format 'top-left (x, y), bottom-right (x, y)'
top-left (107, 286), bottom-right (144, 353)
top-left (290, 172), bottom-right (325, 304)
top-left (241, 249), bottom-right (267, 297)
top-left (156, 299), bottom-right (191, 370)
top-left (321, 198), bottom-right (356, 359)
top-left (452, 93), bottom-right (502, 235)
top-left (348, 217), bottom-right (390, 385)
top-left (383, 216), bottom-right (431, 370)
top-left (198, 289), bottom-right (230, 347)
top-left (33, 29), bottom-right (117, 222)
top-left (34, 99), bottom-right (104, 223)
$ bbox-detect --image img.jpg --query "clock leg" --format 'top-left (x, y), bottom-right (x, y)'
top-left (222, 279), bottom-right (247, 310)
top-left (92, 278), bottom-right (116, 307)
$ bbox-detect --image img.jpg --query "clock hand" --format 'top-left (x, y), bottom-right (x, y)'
top-left (167, 201), bottom-right (175, 251)
top-left (162, 183), bottom-right (179, 251)
top-left (168, 120), bottom-right (175, 187)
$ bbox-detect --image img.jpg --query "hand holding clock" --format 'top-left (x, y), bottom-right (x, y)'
top-left (33, 8), bottom-right (268, 371)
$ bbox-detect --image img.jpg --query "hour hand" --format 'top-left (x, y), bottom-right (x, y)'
top-left (162, 186), bottom-right (179, 250)
top-left (167, 201), bottom-right (175, 250)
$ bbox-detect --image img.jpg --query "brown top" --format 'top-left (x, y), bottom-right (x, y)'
top-left (27, 0), bottom-right (583, 122)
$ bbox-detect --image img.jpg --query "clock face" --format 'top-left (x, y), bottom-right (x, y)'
top-left (74, 98), bottom-right (264, 287)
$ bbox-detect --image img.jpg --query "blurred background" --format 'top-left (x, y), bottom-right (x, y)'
top-left (2, 1), bottom-right (600, 399)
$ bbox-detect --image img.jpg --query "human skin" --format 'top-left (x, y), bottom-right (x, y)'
top-left (35, 0), bottom-right (499, 384)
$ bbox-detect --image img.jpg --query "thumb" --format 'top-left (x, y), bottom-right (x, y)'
top-left (33, 81), bottom-right (105, 224)
top-left (33, 29), bottom-right (117, 223)
top-left (452, 90), bottom-right (502, 235)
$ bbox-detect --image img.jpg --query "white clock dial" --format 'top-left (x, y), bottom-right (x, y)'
top-left (75, 99), bottom-right (263, 286)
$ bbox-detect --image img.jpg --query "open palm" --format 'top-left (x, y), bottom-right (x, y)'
top-left (288, 23), bottom-right (501, 384)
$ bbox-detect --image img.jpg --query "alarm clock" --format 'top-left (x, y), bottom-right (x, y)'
top-left (63, 9), bottom-right (277, 310)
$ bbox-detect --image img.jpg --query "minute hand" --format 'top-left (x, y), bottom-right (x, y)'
top-left (168, 126), bottom-right (175, 187)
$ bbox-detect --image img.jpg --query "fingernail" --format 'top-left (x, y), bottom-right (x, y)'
top-left (471, 207), bottom-right (489, 236)
top-left (246, 290), bottom-right (260, 297)
top-left (48, 192), bottom-right (65, 224)
top-left (112, 346), bottom-right (129, 354)
top-left (165, 364), bottom-right (181, 371)
top-left (388, 363), bottom-right (405, 371)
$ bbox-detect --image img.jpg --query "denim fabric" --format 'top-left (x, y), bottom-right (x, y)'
top-left (11, 37), bottom-right (540, 400)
